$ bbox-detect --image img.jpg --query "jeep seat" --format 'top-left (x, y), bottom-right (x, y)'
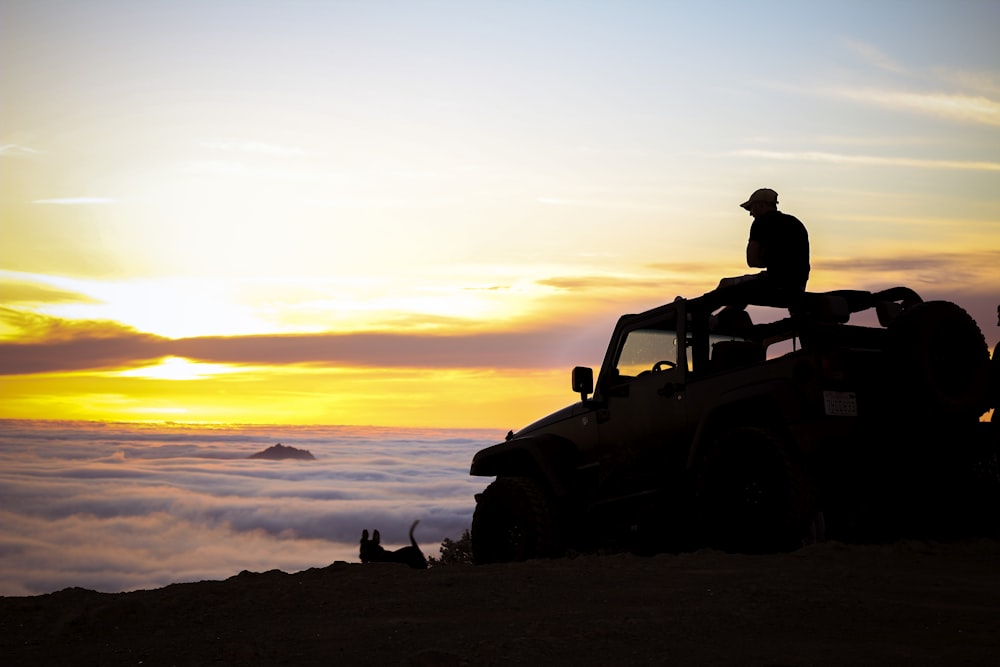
top-left (711, 340), bottom-right (765, 371)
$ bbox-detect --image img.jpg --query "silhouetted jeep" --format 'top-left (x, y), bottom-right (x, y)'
top-left (470, 286), bottom-right (997, 562)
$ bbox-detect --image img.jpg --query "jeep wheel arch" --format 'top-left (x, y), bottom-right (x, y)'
top-left (686, 393), bottom-right (793, 472)
top-left (470, 434), bottom-right (578, 498)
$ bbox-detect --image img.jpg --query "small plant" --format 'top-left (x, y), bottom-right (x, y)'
top-left (427, 529), bottom-right (473, 567)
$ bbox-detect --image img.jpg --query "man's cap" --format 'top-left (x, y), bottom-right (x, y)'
top-left (740, 188), bottom-right (778, 210)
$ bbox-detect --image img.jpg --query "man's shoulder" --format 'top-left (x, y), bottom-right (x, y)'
top-left (774, 210), bottom-right (801, 221)
top-left (752, 210), bottom-right (790, 227)
top-left (775, 211), bottom-right (806, 228)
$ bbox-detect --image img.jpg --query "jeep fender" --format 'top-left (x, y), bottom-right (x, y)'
top-left (685, 382), bottom-right (797, 472)
top-left (470, 433), bottom-right (578, 498)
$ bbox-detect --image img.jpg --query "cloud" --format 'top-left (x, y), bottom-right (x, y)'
top-left (0, 308), bottom-right (150, 341)
top-left (844, 40), bottom-right (908, 75)
top-left (773, 43), bottom-right (1000, 128)
top-left (643, 261), bottom-right (732, 276)
top-left (0, 280), bottom-right (99, 306)
top-left (537, 263), bottom-right (731, 296)
top-left (808, 250), bottom-right (999, 338)
top-left (731, 149), bottom-right (1000, 172)
top-left (0, 309), bottom-right (167, 372)
top-left (2, 250), bottom-right (993, 376)
top-left (0, 421), bottom-right (490, 595)
top-left (0, 309), bottom-right (581, 374)
top-left (833, 87), bottom-right (1000, 127)
top-left (0, 143), bottom-right (40, 157)
top-left (536, 275), bottom-right (669, 291)
top-left (0, 335), bottom-right (166, 374)
top-left (815, 250), bottom-right (1000, 277)
top-left (173, 329), bottom-right (581, 370)
top-left (939, 69), bottom-right (1000, 98)
top-left (813, 250), bottom-right (1000, 316)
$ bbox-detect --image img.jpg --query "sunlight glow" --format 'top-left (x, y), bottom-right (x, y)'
top-left (1, 1), bottom-right (997, 427)
top-left (113, 357), bottom-right (245, 381)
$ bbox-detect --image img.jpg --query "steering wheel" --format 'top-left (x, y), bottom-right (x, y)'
top-left (652, 360), bottom-right (676, 372)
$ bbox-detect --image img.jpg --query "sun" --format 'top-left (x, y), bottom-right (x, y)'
top-left (114, 356), bottom-right (242, 381)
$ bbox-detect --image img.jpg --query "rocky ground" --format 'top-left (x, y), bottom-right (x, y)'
top-left (2, 539), bottom-right (999, 666)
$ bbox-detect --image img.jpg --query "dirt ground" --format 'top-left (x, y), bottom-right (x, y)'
top-left (2, 539), bottom-right (999, 666)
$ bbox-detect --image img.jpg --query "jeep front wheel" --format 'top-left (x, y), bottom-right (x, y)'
top-left (471, 476), bottom-right (556, 564)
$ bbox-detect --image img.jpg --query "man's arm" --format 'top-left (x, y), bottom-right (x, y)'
top-left (746, 239), bottom-right (766, 268)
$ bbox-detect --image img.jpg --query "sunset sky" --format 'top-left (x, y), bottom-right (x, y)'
top-left (2, 0), bottom-right (998, 428)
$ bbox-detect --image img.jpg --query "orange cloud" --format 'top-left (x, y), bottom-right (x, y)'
top-left (0, 307), bottom-right (608, 376)
top-left (0, 309), bottom-right (167, 373)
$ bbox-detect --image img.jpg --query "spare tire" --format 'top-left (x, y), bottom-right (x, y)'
top-left (884, 300), bottom-right (990, 422)
top-left (991, 344), bottom-right (999, 422)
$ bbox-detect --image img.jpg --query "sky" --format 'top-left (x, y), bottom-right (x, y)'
top-left (2, 0), bottom-right (998, 428)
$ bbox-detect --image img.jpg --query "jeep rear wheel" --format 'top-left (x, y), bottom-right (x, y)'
top-left (697, 427), bottom-right (812, 553)
top-left (472, 476), bottom-right (556, 564)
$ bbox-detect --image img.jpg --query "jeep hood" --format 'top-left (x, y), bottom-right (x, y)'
top-left (513, 402), bottom-right (582, 438)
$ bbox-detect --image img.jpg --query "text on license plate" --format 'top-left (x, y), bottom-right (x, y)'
top-left (823, 391), bottom-right (857, 416)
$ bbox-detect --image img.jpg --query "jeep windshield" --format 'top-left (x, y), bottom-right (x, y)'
top-left (615, 327), bottom-right (682, 377)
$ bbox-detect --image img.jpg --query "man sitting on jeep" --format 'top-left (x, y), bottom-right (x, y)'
top-left (717, 188), bottom-right (810, 303)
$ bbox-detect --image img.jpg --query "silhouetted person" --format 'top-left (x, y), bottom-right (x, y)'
top-left (718, 188), bottom-right (810, 299)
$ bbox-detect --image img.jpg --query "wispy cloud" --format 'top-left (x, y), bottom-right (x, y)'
top-left (32, 197), bottom-right (117, 205)
top-left (0, 144), bottom-right (40, 157)
top-left (0, 308), bottom-right (141, 341)
top-left (773, 42), bottom-right (1000, 128)
top-left (537, 274), bottom-right (685, 291)
top-left (0, 280), bottom-right (99, 306)
top-left (815, 249), bottom-right (1000, 284)
top-left (732, 149), bottom-right (1000, 171)
top-left (832, 87), bottom-right (1000, 127)
top-left (845, 40), bottom-right (908, 75)
top-left (939, 68), bottom-right (1000, 97)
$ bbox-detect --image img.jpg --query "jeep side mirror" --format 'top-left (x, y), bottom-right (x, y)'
top-left (572, 366), bottom-right (594, 401)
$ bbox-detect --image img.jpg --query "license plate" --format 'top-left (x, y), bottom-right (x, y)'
top-left (823, 391), bottom-right (857, 416)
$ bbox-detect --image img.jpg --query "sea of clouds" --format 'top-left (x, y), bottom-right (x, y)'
top-left (0, 419), bottom-right (499, 596)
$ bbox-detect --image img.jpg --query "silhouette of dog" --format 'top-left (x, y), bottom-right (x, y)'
top-left (359, 520), bottom-right (428, 569)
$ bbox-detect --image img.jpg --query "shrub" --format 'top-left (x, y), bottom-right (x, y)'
top-left (427, 529), bottom-right (473, 567)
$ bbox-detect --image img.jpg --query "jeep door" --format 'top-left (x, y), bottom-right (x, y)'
top-left (594, 317), bottom-right (691, 497)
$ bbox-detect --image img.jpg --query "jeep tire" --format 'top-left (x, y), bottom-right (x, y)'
top-left (472, 476), bottom-right (557, 564)
top-left (697, 426), bottom-right (810, 553)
